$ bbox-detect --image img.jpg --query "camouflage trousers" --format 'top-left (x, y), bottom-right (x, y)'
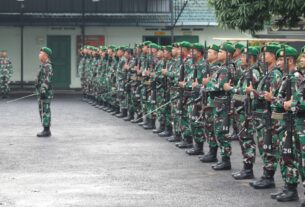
top-left (178, 98), bottom-right (192, 141)
top-left (0, 77), bottom-right (10, 94)
top-left (214, 105), bottom-right (231, 158)
top-left (236, 112), bottom-right (256, 164)
top-left (255, 113), bottom-right (280, 173)
top-left (188, 104), bottom-right (205, 144)
top-left (204, 107), bottom-right (218, 148)
top-left (279, 117), bottom-right (305, 186)
top-left (38, 99), bottom-right (51, 127)
top-left (171, 92), bottom-right (180, 136)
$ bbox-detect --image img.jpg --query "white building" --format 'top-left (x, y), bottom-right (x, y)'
top-left (0, 0), bottom-right (249, 89)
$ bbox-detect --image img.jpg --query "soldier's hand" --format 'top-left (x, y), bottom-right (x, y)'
top-left (284, 96), bottom-right (293, 111)
top-left (179, 81), bottom-right (185, 88)
top-left (223, 80), bottom-right (232, 91)
top-left (202, 75), bottom-right (210, 86)
top-left (192, 79), bottom-right (198, 89)
top-left (245, 82), bottom-right (253, 94)
top-left (40, 92), bottom-right (47, 99)
top-left (264, 87), bottom-right (273, 102)
top-left (162, 68), bottom-right (167, 75)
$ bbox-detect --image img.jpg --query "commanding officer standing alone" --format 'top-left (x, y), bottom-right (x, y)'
top-left (35, 47), bottom-right (53, 137)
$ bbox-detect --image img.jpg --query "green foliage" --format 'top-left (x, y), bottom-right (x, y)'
top-left (208, 0), bottom-right (305, 33)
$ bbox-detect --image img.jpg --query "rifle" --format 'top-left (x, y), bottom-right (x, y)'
top-left (243, 41), bottom-right (254, 139)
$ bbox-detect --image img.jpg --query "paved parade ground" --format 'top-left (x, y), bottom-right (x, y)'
top-left (0, 93), bottom-right (303, 207)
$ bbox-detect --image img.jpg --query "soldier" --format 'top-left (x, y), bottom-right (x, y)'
top-left (0, 50), bottom-right (13, 98)
top-left (35, 47), bottom-right (53, 137)
top-left (176, 41), bottom-right (193, 149)
top-left (269, 46), bottom-right (303, 202)
top-left (224, 46), bottom-right (261, 179)
top-left (142, 43), bottom-right (159, 130)
top-left (185, 43), bottom-right (207, 155)
top-left (122, 47), bottom-right (136, 121)
top-left (116, 46), bottom-right (128, 118)
top-left (151, 44), bottom-right (166, 134)
top-left (202, 42), bottom-right (235, 170)
top-left (138, 41), bottom-right (152, 127)
top-left (163, 43), bottom-right (181, 142)
top-left (198, 44), bottom-right (221, 163)
top-left (130, 44), bottom-right (144, 123)
top-left (158, 45), bottom-right (175, 138)
top-left (248, 43), bottom-right (282, 189)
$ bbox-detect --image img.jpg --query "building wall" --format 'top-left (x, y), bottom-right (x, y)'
top-left (0, 26), bottom-right (247, 88)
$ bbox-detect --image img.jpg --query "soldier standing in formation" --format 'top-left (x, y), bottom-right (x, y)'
top-left (79, 41), bottom-right (305, 206)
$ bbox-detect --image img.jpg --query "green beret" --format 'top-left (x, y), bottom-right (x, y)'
top-left (149, 43), bottom-right (160, 50)
top-left (40, 47), bottom-right (52, 57)
top-left (118, 46), bottom-right (126, 51)
top-left (242, 46), bottom-right (259, 56)
top-left (235, 42), bottom-right (245, 51)
top-left (179, 41), bottom-right (192, 49)
top-left (163, 45), bottom-right (173, 52)
top-left (109, 45), bottom-right (117, 51)
top-left (0, 49), bottom-right (7, 52)
top-left (261, 43), bottom-right (281, 54)
top-left (220, 42), bottom-right (236, 54)
top-left (276, 46), bottom-right (298, 58)
top-left (301, 46), bottom-right (305, 54)
top-left (192, 43), bottom-right (205, 51)
top-left (208, 44), bottom-right (220, 52)
top-left (172, 42), bottom-right (180, 48)
top-left (143, 41), bottom-right (152, 46)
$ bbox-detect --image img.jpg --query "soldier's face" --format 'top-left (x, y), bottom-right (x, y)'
top-left (300, 56), bottom-right (305, 68)
top-left (217, 50), bottom-right (226, 62)
top-left (172, 47), bottom-right (178, 57)
top-left (157, 50), bottom-right (163, 58)
top-left (39, 51), bottom-right (48, 62)
top-left (265, 52), bottom-right (276, 64)
top-left (108, 49), bottom-right (113, 56)
top-left (2, 52), bottom-right (7, 57)
top-left (276, 57), bottom-right (284, 70)
top-left (241, 53), bottom-right (247, 65)
top-left (143, 46), bottom-right (148, 53)
top-left (233, 49), bottom-right (241, 58)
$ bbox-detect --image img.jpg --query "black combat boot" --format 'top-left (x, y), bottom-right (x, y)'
top-left (300, 202), bottom-right (305, 207)
top-left (167, 133), bottom-right (181, 142)
top-left (106, 105), bottom-right (114, 113)
top-left (199, 147), bottom-right (218, 163)
top-left (123, 111), bottom-right (134, 121)
top-left (158, 125), bottom-right (173, 137)
top-left (276, 184), bottom-right (299, 202)
top-left (176, 136), bottom-right (193, 149)
top-left (212, 156), bottom-right (231, 170)
top-left (37, 126), bottom-right (51, 138)
top-left (143, 118), bottom-right (155, 130)
top-left (138, 116), bottom-right (147, 126)
top-left (271, 185), bottom-right (288, 199)
top-left (131, 115), bottom-right (142, 123)
top-left (152, 120), bottom-right (164, 134)
top-left (116, 108), bottom-right (128, 118)
top-left (249, 170), bottom-right (275, 189)
top-left (232, 163), bottom-right (254, 180)
top-left (186, 141), bottom-right (204, 155)
top-left (111, 106), bottom-right (120, 115)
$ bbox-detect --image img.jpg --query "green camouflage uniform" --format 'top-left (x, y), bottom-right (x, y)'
top-left (35, 60), bottom-right (53, 127)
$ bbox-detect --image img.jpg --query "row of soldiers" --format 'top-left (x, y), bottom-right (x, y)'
top-left (0, 49), bottom-right (13, 98)
top-left (78, 40), bottom-right (305, 206)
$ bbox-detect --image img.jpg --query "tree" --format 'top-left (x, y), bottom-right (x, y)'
top-left (208, 0), bottom-right (305, 34)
